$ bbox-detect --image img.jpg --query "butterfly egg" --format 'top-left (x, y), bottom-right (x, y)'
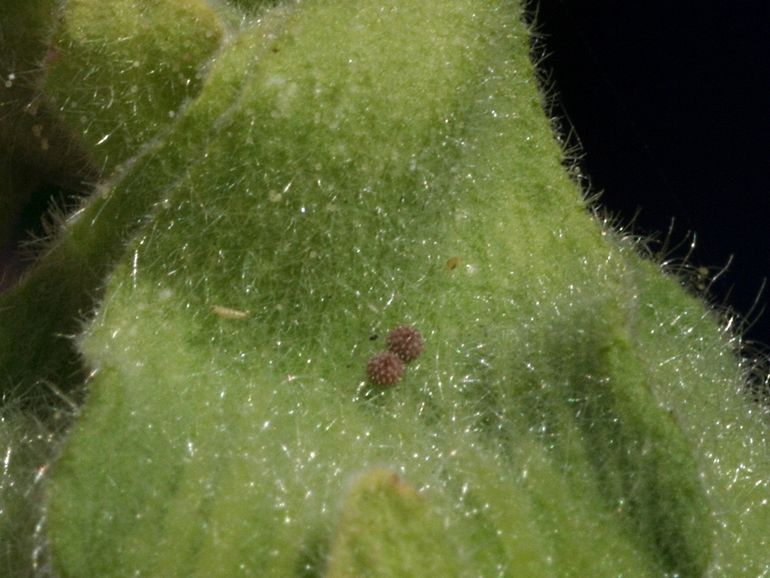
top-left (366, 352), bottom-right (405, 388)
top-left (386, 325), bottom-right (424, 363)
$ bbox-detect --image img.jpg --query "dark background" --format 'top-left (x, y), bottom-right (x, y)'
top-left (529, 1), bottom-right (770, 350)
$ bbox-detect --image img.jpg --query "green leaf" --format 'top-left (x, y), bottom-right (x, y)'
top-left (43, 0), bottom-right (225, 174)
top-left (0, 1), bottom-right (767, 576)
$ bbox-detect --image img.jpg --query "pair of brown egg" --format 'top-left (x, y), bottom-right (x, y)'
top-left (366, 325), bottom-right (424, 387)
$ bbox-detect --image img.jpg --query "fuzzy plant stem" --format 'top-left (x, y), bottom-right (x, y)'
top-left (1, 1), bottom-right (768, 577)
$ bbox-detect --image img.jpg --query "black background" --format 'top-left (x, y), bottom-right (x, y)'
top-left (530, 1), bottom-right (770, 349)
